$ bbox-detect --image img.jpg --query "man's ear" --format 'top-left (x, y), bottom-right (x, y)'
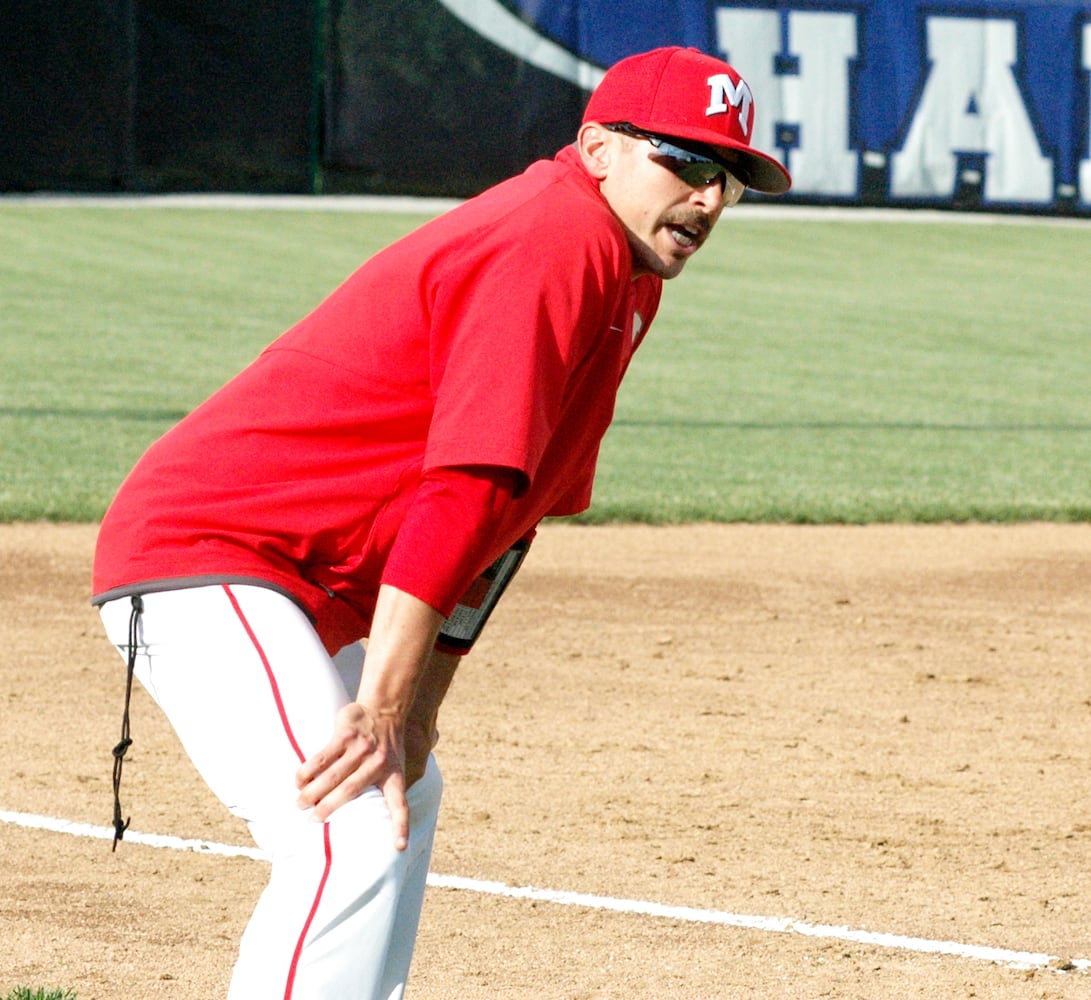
top-left (577, 122), bottom-right (612, 181)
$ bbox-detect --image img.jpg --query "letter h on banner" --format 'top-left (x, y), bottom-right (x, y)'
top-left (715, 6), bottom-right (859, 196)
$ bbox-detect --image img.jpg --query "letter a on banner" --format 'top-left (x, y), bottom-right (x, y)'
top-left (891, 16), bottom-right (1053, 204)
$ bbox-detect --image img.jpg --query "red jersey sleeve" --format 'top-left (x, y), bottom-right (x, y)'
top-left (420, 181), bottom-right (632, 487)
top-left (379, 465), bottom-right (520, 616)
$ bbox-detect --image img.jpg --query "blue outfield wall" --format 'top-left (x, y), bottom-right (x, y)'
top-left (438, 0), bottom-right (1091, 215)
top-left (3, 0), bottom-right (1088, 213)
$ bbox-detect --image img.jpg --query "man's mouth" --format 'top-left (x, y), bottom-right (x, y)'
top-left (666, 213), bottom-right (711, 250)
top-left (667, 224), bottom-right (702, 247)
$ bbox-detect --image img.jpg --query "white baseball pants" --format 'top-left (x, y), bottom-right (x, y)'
top-left (100, 584), bottom-right (441, 1000)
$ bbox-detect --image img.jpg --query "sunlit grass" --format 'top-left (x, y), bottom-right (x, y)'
top-left (2, 203), bottom-right (1088, 522)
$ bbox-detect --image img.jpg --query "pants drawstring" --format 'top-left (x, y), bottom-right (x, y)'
top-left (111, 594), bottom-right (143, 851)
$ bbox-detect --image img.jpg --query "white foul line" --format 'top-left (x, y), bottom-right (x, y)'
top-left (0, 809), bottom-right (269, 860)
top-left (2, 808), bottom-right (1088, 975)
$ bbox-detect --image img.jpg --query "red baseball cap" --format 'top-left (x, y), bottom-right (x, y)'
top-left (582, 46), bottom-right (791, 195)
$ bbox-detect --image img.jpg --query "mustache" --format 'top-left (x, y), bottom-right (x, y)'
top-left (666, 211), bottom-right (713, 238)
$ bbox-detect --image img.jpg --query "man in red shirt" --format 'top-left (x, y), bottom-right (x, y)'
top-left (95, 46), bottom-right (789, 999)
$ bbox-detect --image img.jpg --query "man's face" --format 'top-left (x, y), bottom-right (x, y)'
top-left (597, 130), bottom-right (730, 280)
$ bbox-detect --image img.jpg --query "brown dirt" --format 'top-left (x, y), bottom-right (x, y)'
top-left (1, 522), bottom-right (1089, 999)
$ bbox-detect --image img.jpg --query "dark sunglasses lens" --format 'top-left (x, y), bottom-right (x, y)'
top-left (672, 160), bottom-right (725, 188)
top-left (648, 138), bottom-right (725, 187)
top-left (640, 132), bottom-right (746, 204)
top-left (671, 158), bottom-right (747, 206)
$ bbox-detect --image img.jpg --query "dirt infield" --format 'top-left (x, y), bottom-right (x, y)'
top-left (1, 521), bottom-right (1089, 999)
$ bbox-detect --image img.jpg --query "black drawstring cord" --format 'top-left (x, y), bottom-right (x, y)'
top-left (111, 594), bottom-right (143, 851)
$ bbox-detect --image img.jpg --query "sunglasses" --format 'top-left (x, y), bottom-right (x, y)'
top-left (605, 123), bottom-right (747, 207)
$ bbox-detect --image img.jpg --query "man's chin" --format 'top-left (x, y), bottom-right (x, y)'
top-left (629, 246), bottom-right (689, 280)
top-left (648, 255), bottom-right (690, 280)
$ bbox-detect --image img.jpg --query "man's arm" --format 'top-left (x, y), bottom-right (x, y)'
top-left (295, 584), bottom-right (443, 850)
top-left (404, 648), bottom-right (462, 787)
top-left (294, 467), bottom-right (526, 848)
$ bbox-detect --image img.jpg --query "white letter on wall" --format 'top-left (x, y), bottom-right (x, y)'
top-left (1081, 21), bottom-right (1091, 205)
top-left (715, 7), bottom-right (858, 195)
top-left (890, 16), bottom-right (1053, 203)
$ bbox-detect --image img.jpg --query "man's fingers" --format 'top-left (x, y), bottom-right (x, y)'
top-left (308, 782), bottom-right (361, 823)
top-left (299, 753), bottom-right (382, 817)
top-left (291, 703), bottom-right (409, 846)
top-left (295, 733), bottom-right (376, 803)
top-left (381, 772), bottom-right (410, 851)
top-left (295, 747), bottom-right (333, 789)
top-left (302, 765), bottom-right (409, 846)
top-left (296, 764), bottom-right (351, 812)
top-left (294, 737), bottom-right (408, 845)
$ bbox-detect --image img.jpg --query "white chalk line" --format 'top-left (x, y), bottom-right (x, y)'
top-left (3, 808), bottom-right (1088, 975)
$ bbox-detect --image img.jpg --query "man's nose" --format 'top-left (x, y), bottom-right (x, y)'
top-left (690, 181), bottom-right (724, 216)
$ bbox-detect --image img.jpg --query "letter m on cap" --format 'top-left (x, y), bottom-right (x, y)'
top-left (706, 74), bottom-right (752, 136)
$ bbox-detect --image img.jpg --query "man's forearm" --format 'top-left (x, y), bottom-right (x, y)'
top-left (408, 649), bottom-right (461, 730)
top-left (356, 584), bottom-right (445, 722)
top-left (404, 649), bottom-right (462, 786)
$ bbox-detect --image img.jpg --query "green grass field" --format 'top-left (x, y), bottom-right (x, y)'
top-left (2, 201), bottom-right (1088, 523)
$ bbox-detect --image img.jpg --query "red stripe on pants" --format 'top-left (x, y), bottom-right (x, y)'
top-left (222, 585), bottom-right (334, 999)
